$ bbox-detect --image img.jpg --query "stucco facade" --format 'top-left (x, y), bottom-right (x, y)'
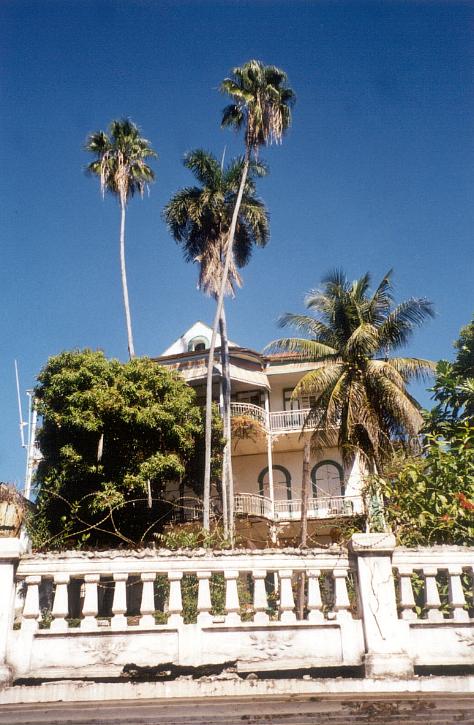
top-left (155, 323), bottom-right (365, 544)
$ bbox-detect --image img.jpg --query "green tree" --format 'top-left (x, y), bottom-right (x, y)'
top-left (377, 422), bottom-right (474, 545)
top-left (267, 270), bottom-right (435, 471)
top-left (429, 315), bottom-right (474, 423)
top-left (31, 350), bottom-right (222, 549)
top-left (85, 119), bottom-right (157, 359)
top-left (163, 150), bottom-right (269, 535)
top-left (203, 61), bottom-right (295, 532)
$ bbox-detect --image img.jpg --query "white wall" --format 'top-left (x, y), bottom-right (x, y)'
top-left (233, 447), bottom-right (363, 500)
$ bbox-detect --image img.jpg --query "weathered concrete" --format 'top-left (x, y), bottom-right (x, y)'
top-left (0, 676), bottom-right (472, 724)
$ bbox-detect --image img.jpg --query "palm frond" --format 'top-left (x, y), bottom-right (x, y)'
top-left (264, 337), bottom-right (337, 359)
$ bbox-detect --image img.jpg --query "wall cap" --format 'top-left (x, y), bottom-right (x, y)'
top-left (350, 533), bottom-right (396, 553)
top-left (0, 538), bottom-right (22, 560)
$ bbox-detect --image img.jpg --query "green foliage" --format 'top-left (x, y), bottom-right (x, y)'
top-left (376, 422), bottom-right (474, 545)
top-left (268, 270), bottom-right (434, 470)
top-left (163, 150), bottom-right (269, 298)
top-left (85, 118), bottom-right (157, 205)
top-left (30, 350), bottom-right (223, 549)
top-left (428, 315), bottom-right (474, 424)
top-left (155, 526), bottom-right (231, 550)
top-left (220, 60), bottom-right (295, 151)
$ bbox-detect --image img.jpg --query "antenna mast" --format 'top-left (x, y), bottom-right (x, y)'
top-left (14, 360), bottom-right (27, 449)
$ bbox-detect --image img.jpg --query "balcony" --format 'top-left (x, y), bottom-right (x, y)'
top-left (234, 493), bottom-right (364, 521)
top-left (230, 402), bottom-right (320, 434)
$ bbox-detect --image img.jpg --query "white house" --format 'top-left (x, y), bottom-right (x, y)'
top-left (154, 322), bottom-right (365, 545)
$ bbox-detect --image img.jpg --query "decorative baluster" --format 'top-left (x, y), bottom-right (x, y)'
top-left (50, 573), bottom-right (70, 632)
top-left (140, 573), bottom-right (156, 628)
top-left (448, 566), bottom-right (469, 622)
top-left (252, 570), bottom-right (269, 624)
top-left (279, 570), bottom-right (296, 623)
top-left (224, 570), bottom-right (241, 625)
top-left (397, 566), bottom-right (417, 620)
top-left (81, 574), bottom-right (99, 630)
top-left (111, 573), bottom-right (128, 630)
top-left (333, 568), bottom-right (351, 620)
top-left (21, 576), bottom-right (41, 631)
top-left (423, 566), bottom-right (443, 622)
top-left (167, 571), bottom-right (183, 626)
top-left (307, 569), bottom-right (324, 622)
top-left (197, 571), bottom-right (213, 626)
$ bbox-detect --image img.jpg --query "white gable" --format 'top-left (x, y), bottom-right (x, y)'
top-left (161, 321), bottom-right (237, 356)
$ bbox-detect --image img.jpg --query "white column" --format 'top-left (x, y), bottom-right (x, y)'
top-left (167, 571), bottom-right (183, 626)
top-left (423, 566), bottom-right (443, 622)
top-left (224, 570), bottom-right (241, 625)
top-left (197, 571), bottom-right (213, 626)
top-left (307, 569), bottom-right (324, 622)
top-left (111, 573), bottom-right (128, 630)
top-left (252, 570), bottom-right (269, 624)
top-left (0, 539), bottom-right (21, 684)
top-left (50, 573), bottom-right (70, 632)
top-left (21, 575), bottom-right (41, 632)
top-left (333, 569), bottom-right (351, 620)
top-left (264, 390), bottom-right (274, 515)
top-left (397, 567), bottom-right (417, 620)
top-left (448, 566), bottom-right (469, 622)
top-left (278, 570), bottom-right (296, 623)
top-left (351, 533), bottom-right (413, 678)
top-left (140, 573), bottom-right (156, 628)
top-left (80, 574), bottom-right (99, 631)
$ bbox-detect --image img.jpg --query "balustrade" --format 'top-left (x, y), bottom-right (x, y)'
top-left (2, 542), bottom-right (472, 682)
top-left (393, 549), bottom-right (473, 622)
top-left (14, 553), bottom-right (357, 631)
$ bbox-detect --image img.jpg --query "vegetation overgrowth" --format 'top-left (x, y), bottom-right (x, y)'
top-left (29, 350), bottom-right (223, 549)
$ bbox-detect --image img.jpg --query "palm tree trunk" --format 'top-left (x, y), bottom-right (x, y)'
top-left (219, 305), bottom-right (234, 543)
top-left (119, 200), bottom-right (135, 359)
top-left (218, 311), bottom-right (229, 538)
top-left (297, 440), bottom-right (310, 619)
top-left (203, 152), bottom-right (250, 532)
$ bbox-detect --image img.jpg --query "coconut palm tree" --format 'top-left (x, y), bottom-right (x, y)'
top-left (85, 119), bottom-right (157, 359)
top-left (203, 61), bottom-right (295, 531)
top-left (266, 270), bottom-right (435, 472)
top-left (163, 149), bottom-right (269, 535)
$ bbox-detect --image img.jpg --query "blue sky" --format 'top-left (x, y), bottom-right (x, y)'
top-left (1, 0), bottom-right (473, 486)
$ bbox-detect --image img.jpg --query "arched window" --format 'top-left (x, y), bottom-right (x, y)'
top-left (187, 336), bottom-right (209, 352)
top-left (311, 460), bottom-right (344, 498)
top-left (258, 465), bottom-right (292, 501)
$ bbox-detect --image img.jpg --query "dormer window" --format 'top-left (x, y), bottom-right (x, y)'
top-left (188, 336), bottom-right (209, 352)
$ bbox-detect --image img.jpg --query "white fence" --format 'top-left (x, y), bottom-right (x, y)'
top-left (230, 403), bottom-right (320, 434)
top-left (1, 537), bottom-right (472, 684)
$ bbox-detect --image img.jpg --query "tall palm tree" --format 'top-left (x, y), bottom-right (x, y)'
top-left (163, 149), bottom-right (269, 535)
top-left (203, 61), bottom-right (295, 531)
top-left (266, 270), bottom-right (435, 471)
top-left (85, 119), bottom-right (157, 359)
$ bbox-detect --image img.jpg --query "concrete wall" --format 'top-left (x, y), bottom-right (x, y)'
top-left (233, 448), bottom-right (361, 499)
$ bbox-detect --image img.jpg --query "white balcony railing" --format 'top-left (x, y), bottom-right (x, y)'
top-left (234, 492), bottom-right (274, 519)
top-left (269, 408), bottom-right (314, 432)
top-left (230, 403), bottom-right (320, 434)
top-left (233, 494), bottom-right (364, 521)
top-left (230, 402), bottom-right (268, 428)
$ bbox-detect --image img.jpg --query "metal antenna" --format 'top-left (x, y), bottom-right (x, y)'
top-left (14, 360), bottom-right (27, 448)
top-left (24, 390), bottom-right (39, 501)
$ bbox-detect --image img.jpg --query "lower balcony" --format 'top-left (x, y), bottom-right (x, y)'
top-left (234, 493), bottom-right (364, 521)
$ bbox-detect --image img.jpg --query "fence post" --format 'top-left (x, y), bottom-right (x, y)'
top-left (0, 538), bottom-right (21, 685)
top-left (350, 533), bottom-right (413, 678)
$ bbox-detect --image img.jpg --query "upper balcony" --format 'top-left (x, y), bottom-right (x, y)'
top-left (230, 402), bottom-right (318, 434)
